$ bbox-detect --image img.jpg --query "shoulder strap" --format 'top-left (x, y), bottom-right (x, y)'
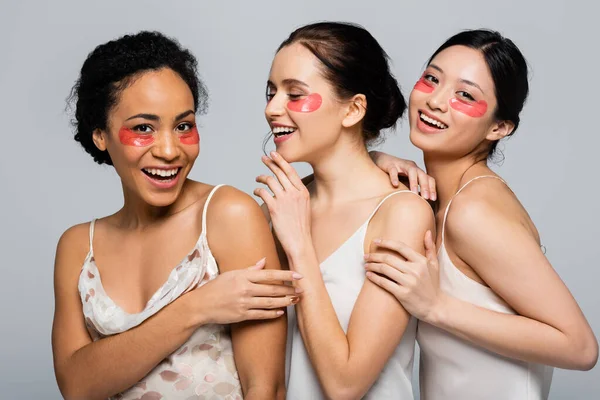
top-left (88, 219), bottom-right (96, 253)
top-left (201, 185), bottom-right (225, 234)
top-left (366, 190), bottom-right (429, 224)
top-left (441, 175), bottom-right (507, 244)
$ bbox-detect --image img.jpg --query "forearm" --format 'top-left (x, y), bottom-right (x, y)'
top-left (245, 384), bottom-right (286, 400)
top-left (57, 297), bottom-right (200, 399)
top-left (289, 249), bottom-right (368, 397)
top-left (431, 293), bottom-right (590, 369)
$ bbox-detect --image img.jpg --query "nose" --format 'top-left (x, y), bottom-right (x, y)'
top-left (151, 130), bottom-right (181, 162)
top-left (265, 93), bottom-right (286, 121)
top-left (426, 85), bottom-right (450, 113)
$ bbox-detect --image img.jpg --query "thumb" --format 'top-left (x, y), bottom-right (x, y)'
top-left (424, 231), bottom-right (437, 263)
top-left (248, 257), bottom-right (267, 270)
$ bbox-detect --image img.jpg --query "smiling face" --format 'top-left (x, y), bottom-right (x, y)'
top-left (409, 45), bottom-right (511, 159)
top-left (92, 68), bottom-right (199, 207)
top-left (264, 43), bottom-right (353, 163)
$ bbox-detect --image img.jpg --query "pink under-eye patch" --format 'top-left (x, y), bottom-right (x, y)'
top-left (449, 98), bottom-right (488, 118)
top-left (286, 93), bottom-right (323, 113)
top-left (179, 126), bottom-right (199, 145)
top-left (118, 127), bottom-right (155, 147)
top-left (413, 76), bottom-right (434, 93)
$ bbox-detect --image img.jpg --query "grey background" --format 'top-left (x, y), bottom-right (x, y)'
top-left (0, 0), bottom-right (597, 398)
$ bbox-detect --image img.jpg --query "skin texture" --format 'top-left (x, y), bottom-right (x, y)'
top-left (256, 43), bottom-right (435, 399)
top-left (367, 45), bottom-right (598, 371)
top-left (52, 68), bottom-right (299, 400)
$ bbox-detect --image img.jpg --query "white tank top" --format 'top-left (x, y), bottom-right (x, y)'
top-left (78, 185), bottom-right (244, 399)
top-left (417, 176), bottom-right (554, 400)
top-left (286, 190), bottom-right (423, 399)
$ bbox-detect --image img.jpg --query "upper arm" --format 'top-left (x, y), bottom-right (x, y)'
top-left (207, 187), bottom-right (286, 391)
top-left (447, 186), bottom-right (591, 335)
top-left (52, 224), bottom-right (94, 376)
top-left (346, 194), bottom-right (435, 383)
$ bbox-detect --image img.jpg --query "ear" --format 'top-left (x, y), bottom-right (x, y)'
top-left (342, 94), bottom-right (367, 129)
top-left (92, 128), bottom-right (108, 151)
top-left (486, 120), bottom-right (515, 141)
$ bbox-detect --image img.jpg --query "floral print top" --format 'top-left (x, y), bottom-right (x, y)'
top-left (78, 185), bottom-right (243, 400)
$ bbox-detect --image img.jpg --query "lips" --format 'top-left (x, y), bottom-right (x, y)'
top-left (271, 123), bottom-right (297, 144)
top-left (141, 167), bottom-right (182, 189)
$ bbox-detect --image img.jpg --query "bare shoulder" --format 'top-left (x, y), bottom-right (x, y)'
top-left (368, 191), bottom-right (436, 253)
top-left (54, 222), bottom-right (92, 280)
top-left (447, 177), bottom-right (538, 243)
top-left (206, 185), bottom-right (265, 223)
top-left (375, 190), bottom-right (435, 230)
top-left (205, 185), bottom-right (270, 248)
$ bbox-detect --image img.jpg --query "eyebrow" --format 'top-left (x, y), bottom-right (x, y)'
top-left (429, 63), bottom-right (485, 94)
top-left (267, 79), bottom-right (309, 88)
top-left (125, 109), bottom-right (195, 122)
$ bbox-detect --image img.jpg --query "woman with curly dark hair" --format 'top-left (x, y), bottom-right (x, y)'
top-left (51, 31), bottom-right (301, 400)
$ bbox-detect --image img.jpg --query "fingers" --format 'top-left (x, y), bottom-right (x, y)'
top-left (245, 309), bottom-right (286, 320)
top-left (428, 176), bottom-right (437, 201)
top-left (247, 257), bottom-right (267, 270)
top-left (388, 166), bottom-right (400, 188)
top-left (424, 231), bottom-right (437, 261)
top-left (364, 262), bottom-right (407, 285)
top-left (256, 174), bottom-right (283, 196)
top-left (253, 187), bottom-right (275, 210)
top-left (365, 271), bottom-right (407, 300)
top-left (248, 269), bottom-right (303, 284)
top-left (417, 169), bottom-right (430, 200)
top-left (261, 155), bottom-right (294, 191)
top-left (270, 152), bottom-right (305, 190)
top-left (369, 239), bottom-right (424, 263)
top-left (252, 282), bottom-right (302, 297)
top-left (249, 295), bottom-right (300, 310)
top-left (364, 251), bottom-right (411, 273)
top-left (408, 167), bottom-right (419, 193)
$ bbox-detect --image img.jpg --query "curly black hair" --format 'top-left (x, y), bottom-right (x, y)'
top-left (67, 31), bottom-right (208, 165)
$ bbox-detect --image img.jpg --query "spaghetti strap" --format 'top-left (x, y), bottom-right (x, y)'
top-left (441, 175), bottom-right (507, 244)
top-left (366, 190), bottom-right (430, 223)
top-left (88, 219), bottom-right (96, 253)
top-left (201, 184), bottom-right (225, 234)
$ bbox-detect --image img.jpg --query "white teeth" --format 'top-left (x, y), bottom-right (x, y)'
top-left (272, 126), bottom-right (297, 135)
top-left (143, 168), bottom-right (179, 177)
top-left (420, 113), bottom-right (448, 129)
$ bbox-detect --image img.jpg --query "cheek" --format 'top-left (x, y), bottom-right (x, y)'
top-left (286, 93), bottom-right (323, 113)
top-left (118, 127), bottom-right (155, 147)
top-left (449, 98), bottom-right (488, 118)
top-left (179, 126), bottom-right (199, 145)
top-left (413, 76), bottom-right (434, 94)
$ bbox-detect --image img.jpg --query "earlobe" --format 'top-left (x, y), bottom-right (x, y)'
top-left (92, 128), bottom-right (107, 151)
top-left (487, 120), bottom-right (515, 141)
top-left (342, 94), bottom-right (367, 128)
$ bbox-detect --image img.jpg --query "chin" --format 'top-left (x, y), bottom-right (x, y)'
top-left (275, 146), bottom-right (304, 164)
top-left (409, 128), bottom-right (426, 150)
top-left (143, 191), bottom-right (181, 208)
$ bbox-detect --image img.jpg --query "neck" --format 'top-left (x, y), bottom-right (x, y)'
top-left (308, 133), bottom-right (391, 205)
top-left (118, 181), bottom-right (189, 229)
top-left (424, 153), bottom-right (489, 206)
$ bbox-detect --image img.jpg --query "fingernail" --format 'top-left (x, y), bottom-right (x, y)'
top-left (295, 287), bottom-right (304, 294)
top-left (290, 296), bottom-right (300, 304)
top-left (271, 151), bottom-right (277, 158)
top-left (366, 272), bottom-right (373, 278)
top-left (276, 310), bottom-right (285, 316)
top-left (363, 254), bottom-right (369, 260)
top-left (431, 193), bottom-right (437, 201)
top-left (256, 257), bottom-right (266, 265)
top-left (292, 272), bottom-right (303, 279)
